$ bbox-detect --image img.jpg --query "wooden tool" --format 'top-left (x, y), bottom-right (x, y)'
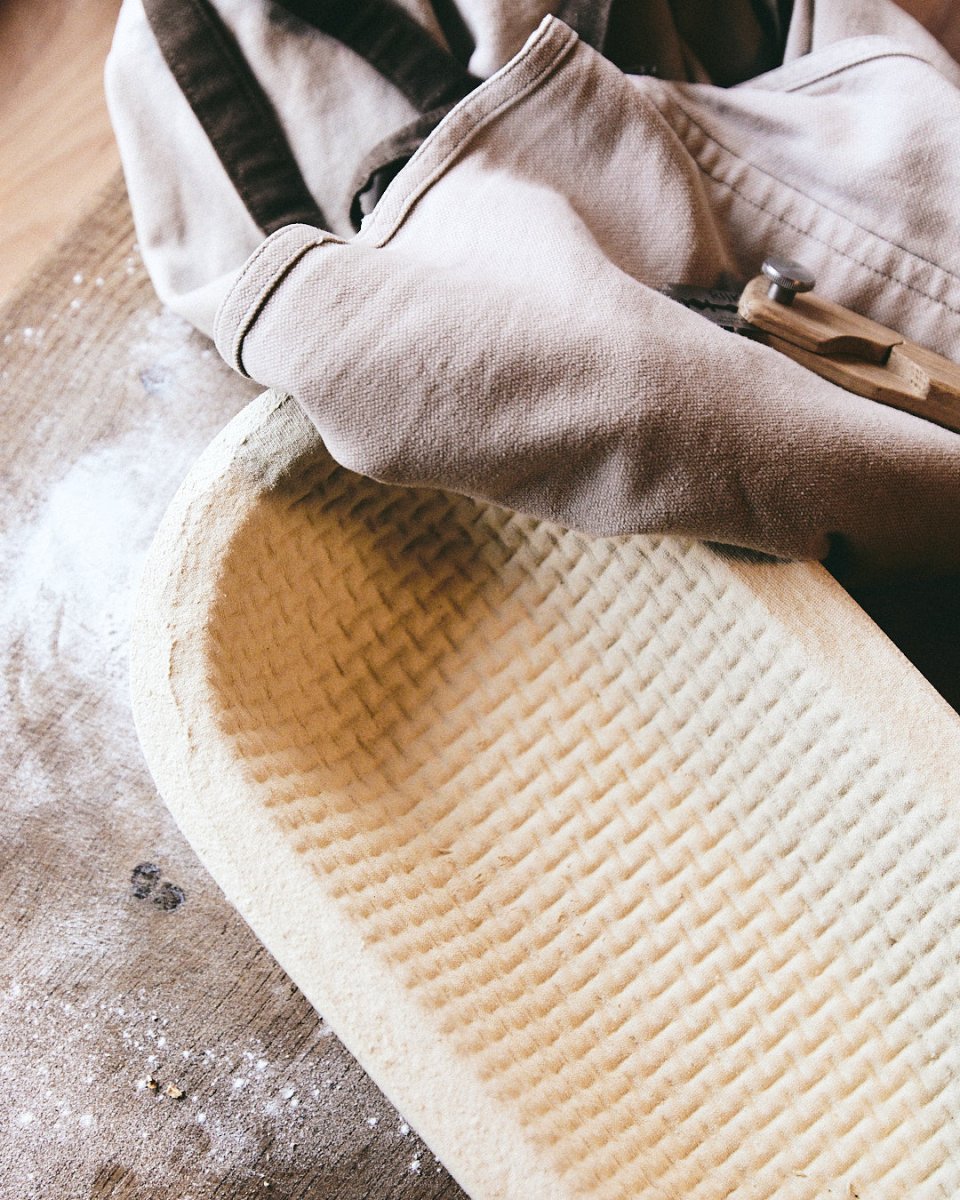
top-left (738, 257), bottom-right (960, 433)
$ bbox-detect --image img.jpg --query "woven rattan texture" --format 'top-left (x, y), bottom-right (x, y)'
top-left (171, 398), bottom-right (960, 1200)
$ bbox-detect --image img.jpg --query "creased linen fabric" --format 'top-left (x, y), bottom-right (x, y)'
top-left (213, 15), bottom-right (960, 575)
top-left (108, 0), bottom-right (960, 573)
top-left (106, 0), bottom-right (930, 335)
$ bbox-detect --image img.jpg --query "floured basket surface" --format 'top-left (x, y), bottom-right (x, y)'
top-left (132, 390), bottom-right (960, 1199)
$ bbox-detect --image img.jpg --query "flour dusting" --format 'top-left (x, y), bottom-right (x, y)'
top-left (1, 273), bottom-right (454, 1195)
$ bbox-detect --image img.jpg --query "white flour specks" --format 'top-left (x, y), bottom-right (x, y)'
top-left (1, 422), bottom-right (179, 714)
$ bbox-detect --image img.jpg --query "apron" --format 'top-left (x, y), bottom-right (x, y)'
top-left (106, 0), bottom-right (960, 575)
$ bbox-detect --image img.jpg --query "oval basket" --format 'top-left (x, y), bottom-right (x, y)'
top-left (131, 389), bottom-right (960, 1200)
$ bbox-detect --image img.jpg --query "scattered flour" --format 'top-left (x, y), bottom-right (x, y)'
top-left (1, 292), bottom-right (446, 1195)
top-left (1, 977), bottom-right (432, 1192)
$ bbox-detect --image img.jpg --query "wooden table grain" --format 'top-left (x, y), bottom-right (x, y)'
top-left (1, 5), bottom-right (959, 1198)
top-left (0, 181), bottom-right (470, 1199)
top-left (0, 0), bottom-right (123, 300)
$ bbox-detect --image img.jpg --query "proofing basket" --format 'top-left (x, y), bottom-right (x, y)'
top-left (131, 389), bottom-right (960, 1200)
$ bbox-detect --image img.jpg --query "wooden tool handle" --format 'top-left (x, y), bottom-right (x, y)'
top-left (739, 273), bottom-right (960, 434)
top-left (889, 341), bottom-right (960, 408)
top-left (738, 276), bottom-right (901, 363)
top-left (761, 334), bottom-right (960, 433)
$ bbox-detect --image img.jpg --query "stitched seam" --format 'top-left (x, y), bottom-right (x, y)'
top-left (229, 241), bottom-right (327, 375)
top-left (213, 228), bottom-right (314, 349)
top-left (707, 170), bottom-right (960, 317)
top-left (215, 230), bottom-right (340, 369)
top-left (747, 42), bottom-right (937, 94)
top-left (360, 19), bottom-right (578, 247)
top-left (777, 48), bottom-right (938, 93)
top-left (662, 98), bottom-right (960, 308)
top-left (346, 105), bottom-right (454, 224)
top-left (367, 22), bottom-right (575, 244)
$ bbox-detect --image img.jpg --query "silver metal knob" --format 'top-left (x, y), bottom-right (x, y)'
top-left (762, 256), bottom-right (816, 306)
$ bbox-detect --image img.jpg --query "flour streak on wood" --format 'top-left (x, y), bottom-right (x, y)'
top-left (0, 185), bottom-right (468, 1199)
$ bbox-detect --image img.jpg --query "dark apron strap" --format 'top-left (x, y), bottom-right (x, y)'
top-left (749, 0), bottom-right (795, 59)
top-left (430, 0), bottom-right (477, 67)
top-left (339, 0), bottom-right (619, 228)
top-left (348, 107), bottom-right (452, 229)
top-left (275, 0), bottom-right (480, 113)
top-left (142, 0), bottom-right (619, 235)
top-left (553, 0), bottom-right (614, 52)
top-left (142, 0), bottom-right (327, 235)
top-left (278, 0), bottom-right (619, 94)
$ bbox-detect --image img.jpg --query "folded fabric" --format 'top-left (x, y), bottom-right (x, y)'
top-left (106, 0), bottom-right (959, 335)
top-left (107, 0), bottom-right (960, 574)
top-left (214, 16), bottom-right (960, 575)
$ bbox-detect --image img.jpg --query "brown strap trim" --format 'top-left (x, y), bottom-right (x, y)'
top-left (142, 0), bottom-right (622, 236)
top-left (142, 0), bottom-right (326, 234)
top-left (347, 106), bottom-right (455, 230)
top-left (553, 0), bottom-right (615, 51)
top-left (274, 0), bottom-right (479, 113)
top-left (430, 0), bottom-right (476, 66)
top-left (750, 0), bottom-right (795, 59)
top-left (342, 1), bottom-right (621, 229)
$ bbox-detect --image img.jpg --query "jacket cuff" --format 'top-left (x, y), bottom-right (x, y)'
top-left (213, 224), bottom-right (343, 376)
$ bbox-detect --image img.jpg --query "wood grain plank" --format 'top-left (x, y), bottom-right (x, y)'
top-left (0, 0), bottom-right (122, 300)
top-left (0, 181), bottom-right (469, 1199)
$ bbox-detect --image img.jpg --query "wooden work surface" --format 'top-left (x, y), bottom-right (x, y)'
top-left (1, 5), bottom-right (959, 1198)
top-left (0, 0), bottom-right (123, 299)
top-left (0, 182), bottom-right (468, 1199)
